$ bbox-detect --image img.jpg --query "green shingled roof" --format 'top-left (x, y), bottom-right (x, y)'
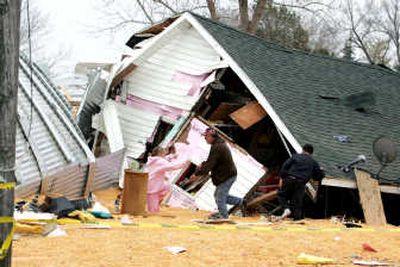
top-left (192, 13), bottom-right (400, 184)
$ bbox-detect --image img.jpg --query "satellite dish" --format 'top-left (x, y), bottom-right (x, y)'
top-left (373, 136), bottom-right (397, 178)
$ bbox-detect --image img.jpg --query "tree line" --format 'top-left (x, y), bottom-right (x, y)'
top-left (23, 0), bottom-right (400, 72)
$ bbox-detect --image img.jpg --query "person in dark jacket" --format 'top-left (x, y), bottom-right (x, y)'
top-left (278, 144), bottom-right (325, 220)
top-left (190, 128), bottom-right (242, 219)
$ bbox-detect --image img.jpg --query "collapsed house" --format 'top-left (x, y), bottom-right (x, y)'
top-left (15, 55), bottom-right (124, 201)
top-left (79, 13), bottom-right (400, 220)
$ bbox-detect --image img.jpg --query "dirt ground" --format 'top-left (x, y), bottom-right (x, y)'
top-left (12, 189), bottom-right (400, 267)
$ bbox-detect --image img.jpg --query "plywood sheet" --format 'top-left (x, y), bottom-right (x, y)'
top-left (229, 102), bottom-right (267, 129)
top-left (355, 169), bottom-right (386, 226)
top-left (208, 102), bottom-right (242, 121)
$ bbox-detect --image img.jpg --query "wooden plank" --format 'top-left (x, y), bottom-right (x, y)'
top-left (208, 102), bottom-right (242, 121)
top-left (83, 163), bottom-right (96, 198)
top-left (110, 63), bottom-right (137, 88)
top-left (247, 190), bottom-right (278, 208)
top-left (40, 176), bottom-right (49, 195)
top-left (229, 101), bottom-right (267, 129)
top-left (322, 176), bottom-right (400, 195)
top-left (355, 169), bottom-right (386, 226)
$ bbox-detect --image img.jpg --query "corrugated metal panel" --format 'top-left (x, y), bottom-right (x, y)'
top-left (20, 55), bottom-right (86, 141)
top-left (15, 55), bottom-right (95, 198)
top-left (124, 25), bottom-right (222, 111)
top-left (44, 164), bottom-right (87, 200)
top-left (19, 58), bottom-right (93, 163)
top-left (77, 69), bottom-right (108, 139)
top-left (14, 127), bottom-right (42, 198)
top-left (96, 100), bottom-right (160, 159)
top-left (17, 84), bottom-right (67, 174)
top-left (91, 149), bottom-right (125, 192)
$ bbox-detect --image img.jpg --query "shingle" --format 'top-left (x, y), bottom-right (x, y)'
top-left (192, 14), bottom-right (400, 184)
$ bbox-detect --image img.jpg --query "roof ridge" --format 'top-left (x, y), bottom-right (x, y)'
top-left (188, 12), bottom-right (400, 78)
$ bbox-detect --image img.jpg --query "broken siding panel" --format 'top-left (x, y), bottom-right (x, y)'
top-left (77, 69), bottom-right (108, 139)
top-left (115, 101), bottom-right (159, 158)
top-left (124, 62), bottom-right (194, 110)
top-left (151, 28), bottom-right (221, 73)
top-left (94, 101), bottom-right (160, 159)
top-left (124, 26), bottom-right (221, 111)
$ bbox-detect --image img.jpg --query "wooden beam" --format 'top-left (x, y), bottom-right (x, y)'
top-left (110, 63), bottom-right (137, 89)
top-left (83, 163), bottom-right (96, 198)
top-left (322, 176), bottom-right (400, 195)
top-left (247, 190), bottom-right (278, 208)
top-left (355, 169), bottom-right (386, 226)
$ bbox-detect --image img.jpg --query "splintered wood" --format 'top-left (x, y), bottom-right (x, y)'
top-left (355, 169), bottom-right (386, 226)
top-left (247, 190), bottom-right (278, 208)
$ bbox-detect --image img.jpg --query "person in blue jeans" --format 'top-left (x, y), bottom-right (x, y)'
top-left (190, 128), bottom-right (243, 219)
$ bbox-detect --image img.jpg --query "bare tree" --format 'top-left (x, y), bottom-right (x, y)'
top-left (20, 0), bottom-right (49, 53)
top-left (19, 0), bottom-right (70, 78)
top-left (93, 0), bottom-right (331, 35)
top-left (375, 0), bottom-right (400, 67)
top-left (336, 0), bottom-right (400, 68)
top-left (344, 0), bottom-right (376, 64)
top-left (206, 0), bottom-right (219, 20)
top-left (368, 39), bottom-right (391, 65)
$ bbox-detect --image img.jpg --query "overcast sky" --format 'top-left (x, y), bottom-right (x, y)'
top-left (34, 0), bottom-right (137, 76)
top-left (31, 0), bottom-right (376, 83)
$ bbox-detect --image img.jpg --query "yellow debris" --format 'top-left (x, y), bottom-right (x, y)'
top-left (16, 223), bottom-right (45, 235)
top-left (68, 210), bottom-right (97, 224)
top-left (57, 218), bottom-right (82, 225)
top-left (297, 253), bottom-right (334, 265)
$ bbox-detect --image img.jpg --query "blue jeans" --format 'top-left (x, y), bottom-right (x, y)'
top-left (214, 176), bottom-right (242, 218)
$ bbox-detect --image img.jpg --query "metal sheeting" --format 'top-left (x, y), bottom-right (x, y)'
top-left (18, 150), bottom-right (125, 200)
top-left (94, 100), bottom-right (160, 159)
top-left (77, 69), bottom-right (109, 140)
top-left (15, 55), bottom-right (95, 198)
top-left (91, 149), bottom-right (125, 192)
top-left (44, 164), bottom-right (87, 200)
top-left (14, 127), bottom-right (42, 198)
top-left (123, 24), bottom-right (222, 111)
